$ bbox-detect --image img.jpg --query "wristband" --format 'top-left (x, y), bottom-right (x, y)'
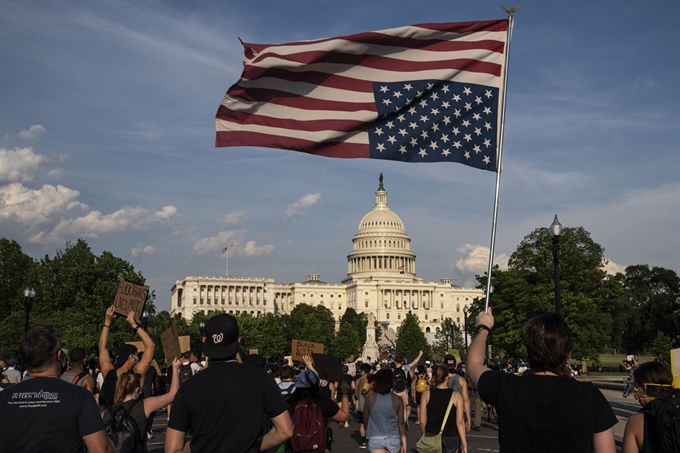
top-left (473, 324), bottom-right (492, 335)
top-left (133, 325), bottom-right (140, 332)
top-left (103, 324), bottom-right (111, 328)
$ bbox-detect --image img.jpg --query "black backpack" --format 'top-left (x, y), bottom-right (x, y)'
top-left (104, 400), bottom-right (145, 453)
top-left (641, 389), bottom-right (680, 453)
top-left (392, 367), bottom-right (408, 393)
top-left (178, 363), bottom-right (193, 384)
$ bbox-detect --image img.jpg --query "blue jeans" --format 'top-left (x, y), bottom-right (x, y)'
top-left (367, 436), bottom-right (401, 453)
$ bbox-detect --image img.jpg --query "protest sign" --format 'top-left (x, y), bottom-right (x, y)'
top-left (126, 341), bottom-right (145, 353)
top-left (405, 352), bottom-right (426, 367)
top-left (112, 278), bottom-right (149, 323)
top-left (178, 335), bottom-right (191, 354)
top-left (249, 349), bottom-right (259, 355)
top-left (161, 324), bottom-right (182, 365)
top-left (312, 353), bottom-right (344, 384)
top-left (671, 347), bottom-right (680, 388)
top-left (291, 339), bottom-right (324, 361)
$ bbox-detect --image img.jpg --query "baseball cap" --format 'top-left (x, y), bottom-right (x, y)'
top-left (444, 354), bottom-right (456, 363)
top-left (114, 344), bottom-right (138, 368)
top-left (202, 314), bottom-right (240, 359)
top-left (295, 370), bottom-right (320, 389)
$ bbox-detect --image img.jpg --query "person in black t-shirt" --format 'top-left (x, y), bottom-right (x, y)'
top-left (0, 326), bottom-right (113, 453)
top-left (166, 314), bottom-right (293, 453)
top-left (98, 306), bottom-right (155, 408)
top-left (466, 309), bottom-right (617, 453)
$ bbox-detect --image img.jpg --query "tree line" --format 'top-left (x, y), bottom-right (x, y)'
top-left (1, 227), bottom-right (678, 367)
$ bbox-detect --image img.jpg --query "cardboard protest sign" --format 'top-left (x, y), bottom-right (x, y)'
top-left (346, 362), bottom-right (356, 376)
top-left (312, 353), bottom-right (344, 384)
top-left (178, 336), bottom-right (191, 354)
top-left (291, 339), bottom-right (324, 361)
top-left (126, 341), bottom-right (145, 353)
top-left (112, 278), bottom-right (149, 323)
top-left (249, 349), bottom-right (259, 355)
top-left (671, 347), bottom-right (680, 388)
top-left (161, 324), bottom-right (182, 365)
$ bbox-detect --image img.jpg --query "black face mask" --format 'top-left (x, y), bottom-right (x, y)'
top-left (58, 350), bottom-right (68, 375)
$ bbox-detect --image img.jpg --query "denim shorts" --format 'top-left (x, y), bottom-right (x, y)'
top-left (368, 436), bottom-right (401, 453)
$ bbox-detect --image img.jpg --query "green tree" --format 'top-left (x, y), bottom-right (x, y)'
top-left (284, 304), bottom-right (336, 348)
top-left (298, 313), bottom-right (327, 344)
top-left (237, 313), bottom-right (287, 359)
top-left (340, 307), bottom-right (367, 345)
top-left (650, 331), bottom-right (674, 364)
top-left (477, 226), bottom-right (615, 361)
top-left (331, 321), bottom-right (362, 359)
top-left (396, 312), bottom-right (431, 357)
top-left (622, 265), bottom-right (680, 353)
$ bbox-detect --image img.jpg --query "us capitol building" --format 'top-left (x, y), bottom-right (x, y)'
top-left (170, 175), bottom-right (481, 334)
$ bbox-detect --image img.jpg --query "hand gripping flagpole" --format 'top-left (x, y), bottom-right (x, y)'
top-left (484, 8), bottom-right (517, 312)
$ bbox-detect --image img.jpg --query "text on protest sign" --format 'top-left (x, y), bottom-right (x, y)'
top-left (291, 339), bottom-right (324, 361)
top-left (113, 278), bottom-right (149, 323)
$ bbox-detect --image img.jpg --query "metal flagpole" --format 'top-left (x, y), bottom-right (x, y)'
top-left (484, 9), bottom-right (516, 312)
top-left (226, 248), bottom-right (229, 277)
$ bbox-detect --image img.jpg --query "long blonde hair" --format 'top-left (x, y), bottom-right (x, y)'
top-left (114, 371), bottom-right (141, 404)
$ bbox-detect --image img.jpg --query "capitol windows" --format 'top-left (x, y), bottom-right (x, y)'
top-left (398, 314), bottom-right (401, 320)
top-left (457, 317), bottom-right (460, 324)
top-left (426, 327), bottom-right (431, 332)
top-left (193, 298), bottom-right (197, 305)
top-left (365, 300), bottom-right (369, 308)
top-left (200, 298), bottom-right (204, 305)
top-left (338, 305), bottom-right (342, 311)
top-left (440, 302), bottom-right (444, 309)
top-left (425, 314), bottom-right (428, 320)
top-left (456, 304), bottom-right (460, 312)
top-left (386, 313), bottom-right (390, 319)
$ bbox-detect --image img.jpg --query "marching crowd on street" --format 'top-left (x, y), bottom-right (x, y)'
top-left (1, 306), bottom-right (678, 453)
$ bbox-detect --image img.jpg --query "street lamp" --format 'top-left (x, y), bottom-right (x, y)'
top-left (463, 306), bottom-right (469, 357)
top-left (23, 287), bottom-right (36, 333)
top-left (142, 311), bottom-right (150, 328)
top-left (549, 215), bottom-right (563, 315)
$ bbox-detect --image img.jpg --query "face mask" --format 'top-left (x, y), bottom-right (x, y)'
top-left (135, 388), bottom-right (142, 400)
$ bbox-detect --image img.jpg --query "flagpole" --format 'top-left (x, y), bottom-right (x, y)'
top-left (484, 10), bottom-right (516, 312)
top-left (226, 248), bottom-right (229, 277)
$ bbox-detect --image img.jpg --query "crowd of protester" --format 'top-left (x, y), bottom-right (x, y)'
top-left (0, 307), bottom-right (678, 453)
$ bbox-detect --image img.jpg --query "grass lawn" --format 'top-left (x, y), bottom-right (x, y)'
top-left (596, 353), bottom-right (654, 368)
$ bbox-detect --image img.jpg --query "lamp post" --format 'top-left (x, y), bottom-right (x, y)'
top-left (23, 287), bottom-right (36, 333)
top-left (549, 215), bottom-right (563, 315)
top-left (463, 306), bottom-right (469, 357)
top-left (142, 311), bottom-right (150, 328)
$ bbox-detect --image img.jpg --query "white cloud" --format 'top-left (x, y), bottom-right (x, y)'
top-left (131, 245), bottom-right (155, 257)
top-left (0, 147), bottom-right (50, 184)
top-left (30, 205), bottom-right (177, 243)
top-left (192, 229), bottom-right (274, 258)
top-left (47, 169), bottom-right (63, 179)
top-left (455, 243), bottom-right (510, 274)
top-left (219, 210), bottom-right (247, 226)
top-left (603, 259), bottom-right (626, 275)
top-left (18, 125), bottom-right (46, 139)
top-left (284, 193), bottom-right (321, 222)
top-left (0, 183), bottom-right (88, 226)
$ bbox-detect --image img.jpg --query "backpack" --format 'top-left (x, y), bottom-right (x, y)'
top-left (392, 367), bottom-right (407, 393)
top-left (290, 397), bottom-right (328, 453)
top-left (641, 389), bottom-right (680, 453)
top-left (104, 400), bottom-right (145, 453)
top-left (280, 382), bottom-right (296, 397)
top-left (416, 374), bottom-right (428, 393)
top-left (71, 369), bottom-right (90, 386)
top-left (178, 363), bottom-right (193, 384)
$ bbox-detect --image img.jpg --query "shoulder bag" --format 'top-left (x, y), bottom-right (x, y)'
top-left (416, 391), bottom-right (456, 453)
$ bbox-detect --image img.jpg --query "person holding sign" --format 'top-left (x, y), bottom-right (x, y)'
top-left (98, 306), bottom-right (155, 409)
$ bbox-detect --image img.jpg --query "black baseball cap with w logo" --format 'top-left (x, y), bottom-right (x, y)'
top-left (202, 314), bottom-right (240, 359)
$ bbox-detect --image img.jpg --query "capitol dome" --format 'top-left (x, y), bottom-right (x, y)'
top-left (346, 174), bottom-right (417, 280)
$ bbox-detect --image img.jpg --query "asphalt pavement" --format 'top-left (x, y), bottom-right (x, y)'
top-left (146, 386), bottom-right (638, 452)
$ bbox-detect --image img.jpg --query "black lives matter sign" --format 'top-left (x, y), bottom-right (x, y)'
top-left (112, 278), bottom-right (149, 323)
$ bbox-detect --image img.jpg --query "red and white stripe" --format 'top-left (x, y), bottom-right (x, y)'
top-left (216, 20), bottom-right (508, 158)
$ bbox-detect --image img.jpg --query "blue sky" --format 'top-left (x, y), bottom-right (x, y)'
top-left (1, 0), bottom-right (678, 312)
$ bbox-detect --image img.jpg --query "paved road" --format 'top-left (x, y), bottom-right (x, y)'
top-left (147, 388), bottom-right (638, 452)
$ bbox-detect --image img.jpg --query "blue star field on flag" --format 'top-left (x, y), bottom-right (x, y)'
top-left (369, 80), bottom-right (499, 171)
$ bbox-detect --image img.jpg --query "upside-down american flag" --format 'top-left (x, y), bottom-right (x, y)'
top-left (215, 19), bottom-right (508, 172)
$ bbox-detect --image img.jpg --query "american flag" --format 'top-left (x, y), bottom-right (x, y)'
top-left (216, 20), bottom-right (508, 172)
top-left (221, 247), bottom-right (228, 253)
